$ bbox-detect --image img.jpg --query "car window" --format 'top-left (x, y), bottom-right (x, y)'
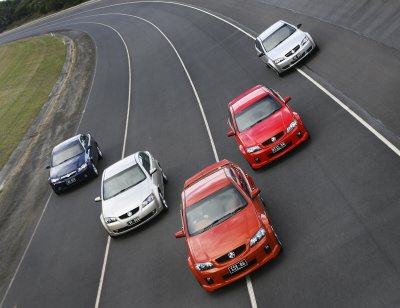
top-left (139, 152), bottom-right (151, 173)
top-left (185, 185), bottom-right (247, 236)
top-left (80, 134), bottom-right (89, 149)
top-left (52, 141), bottom-right (84, 166)
top-left (255, 39), bottom-right (263, 52)
top-left (228, 111), bottom-right (235, 131)
top-left (234, 95), bottom-right (282, 132)
top-left (235, 167), bottom-right (251, 197)
top-left (262, 24), bottom-right (296, 52)
top-left (103, 164), bottom-right (146, 200)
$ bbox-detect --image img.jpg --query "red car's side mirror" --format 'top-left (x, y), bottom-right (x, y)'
top-left (175, 230), bottom-right (185, 238)
top-left (283, 96), bottom-right (291, 104)
top-left (251, 188), bottom-right (261, 199)
top-left (227, 130), bottom-right (235, 137)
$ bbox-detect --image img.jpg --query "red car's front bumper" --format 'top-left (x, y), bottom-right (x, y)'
top-left (189, 227), bottom-right (281, 292)
top-left (242, 124), bottom-right (309, 169)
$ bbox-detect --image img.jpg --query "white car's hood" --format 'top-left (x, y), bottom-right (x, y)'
top-left (266, 30), bottom-right (306, 60)
top-left (102, 179), bottom-right (152, 217)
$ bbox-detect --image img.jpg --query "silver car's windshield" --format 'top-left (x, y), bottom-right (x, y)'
top-left (103, 165), bottom-right (146, 200)
top-left (52, 141), bottom-right (84, 166)
top-left (186, 185), bottom-right (247, 236)
top-left (235, 96), bottom-right (282, 132)
top-left (262, 24), bottom-right (296, 52)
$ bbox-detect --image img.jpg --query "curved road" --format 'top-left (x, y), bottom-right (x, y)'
top-left (1, 1), bottom-right (399, 307)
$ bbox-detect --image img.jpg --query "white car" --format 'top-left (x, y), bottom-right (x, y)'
top-left (95, 151), bottom-right (168, 237)
top-left (255, 20), bottom-right (316, 75)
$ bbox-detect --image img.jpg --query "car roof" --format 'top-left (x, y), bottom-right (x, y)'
top-left (228, 85), bottom-right (270, 114)
top-left (53, 134), bottom-right (82, 152)
top-left (257, 20), bottom-right (287, 41)
top-left (183, 160), bottom-right (233, 208)
top-left (103, 153), bottom-right (138, 179)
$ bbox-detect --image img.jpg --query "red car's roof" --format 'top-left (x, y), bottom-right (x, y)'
top-left (228, 85), bottom-right (270, 114)
top-left (183, 160), bottom-right (232, 207)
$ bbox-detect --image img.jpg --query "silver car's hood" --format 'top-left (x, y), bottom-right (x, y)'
top-left (266, 30), bottom-right (306, 60)
top-left (101, 178), bottom-right (152, 218)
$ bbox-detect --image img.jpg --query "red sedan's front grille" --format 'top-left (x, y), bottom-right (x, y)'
top-left (262, 131), bottom-right (284, 146)
top-left (215, 244), bottom-right (246, 264)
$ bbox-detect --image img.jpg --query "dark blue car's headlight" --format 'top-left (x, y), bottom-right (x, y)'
top-left (78, 162), bottom-right (87, 172)
top-left (50, 177), bottom-right (60, 183)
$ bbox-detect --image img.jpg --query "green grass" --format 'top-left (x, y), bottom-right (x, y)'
top-left (0, 35), bottom-right (66, 169)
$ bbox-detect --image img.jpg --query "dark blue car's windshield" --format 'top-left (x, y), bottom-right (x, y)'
top-left (52, 141), bottom-right (84, 167)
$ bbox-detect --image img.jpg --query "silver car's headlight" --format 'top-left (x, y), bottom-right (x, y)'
top-left (301, 36), bottom-right (309, 45)
top-left (104, 217), bottom-right (118, 224)
top-left (246, 146), bottom-right (262, 154)
top-left (50, 177), bottom-right (60, 183)
top-left (286, 119), bottom-right (298, 133)
top-left (142, 193), bottom-right (155, 208)
top-left (195, 262), bottom-right (214, 271)
top-left (273, 57), bottom-right (285, 64)
top-left (250, 227), bottom-right (266, 247)
top-left (78, 162), bottom-right (87, 172)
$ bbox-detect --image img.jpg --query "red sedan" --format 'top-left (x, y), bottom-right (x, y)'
top-left (175, 160), bottom-right (282, 291)
top-left (227, 85), bottom-right (309, 169)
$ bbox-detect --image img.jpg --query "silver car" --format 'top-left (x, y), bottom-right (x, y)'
top-left (255, 20), bottom-right (316, 75)
top-left (95, 151), bottom-right (168, 237)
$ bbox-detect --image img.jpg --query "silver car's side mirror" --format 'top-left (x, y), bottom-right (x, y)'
top-left (297, 23), bottom-right (302, 28)
top-left (94, 196), bottom-right (101, 202)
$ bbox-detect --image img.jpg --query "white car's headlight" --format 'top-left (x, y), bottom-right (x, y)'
top-left (142, 193), bottom-right (155, 208)
top-left (301, 36), bottom-right (309, 45)
top-left (50, 177), bottom-right (60, 183)
top-left (246, 146), bottom-right (262, 154)
top-left (250, 227), bottom-right (266, 247)
top-left (273, 57), bottom-right (285, 64)
top-left (104, 217), bottom-right (118, 224)
top-left (195, 262), bottom-right (214, 271)
top-left (286, 119), bottom-right (298, 133)
top-left (78, 162), bottom-right (87, 172)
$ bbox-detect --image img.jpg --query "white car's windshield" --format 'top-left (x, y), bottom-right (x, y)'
top-left (262, 24), bottom-right (296, 52)
top-left (103, 165), bottom-right (146, 200)
top-left (186, 185), bottom-right (247, 236)
top-left (52, 141), bottom-right (84, 166)
top-left (235, 96), bottom-right (282, 132)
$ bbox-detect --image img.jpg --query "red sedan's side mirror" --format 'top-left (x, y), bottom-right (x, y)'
top-left (283, 96), bottom-right (291, 104)
top-left (227, 130), bottom-right (235, 137)
top-left (251, 188), bottom-right (261, 199)
top-left (175, 230), bottom-right (185, 238)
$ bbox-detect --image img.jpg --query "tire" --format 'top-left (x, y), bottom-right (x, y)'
top-left (271, 66), bottom-right (282, 77)
top-left (159, 189), bottom-right (168, 211)
top-left (51, 185), bottom-right (60, 195)
top-left (91, 161), bottom-right (98, 177)
top-left (271, 225), bottom-right (283, 249)
top-left (97, 145), bottom-right (103, 160)
top-left (159, 164), bottom-right (168, 183)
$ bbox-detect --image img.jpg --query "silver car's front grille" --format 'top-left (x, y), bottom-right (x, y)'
top-left (119, 207), bottom-right (140, 219)
top-left (60, 171), bottom-right (76, 180)
top-left (285, 45), bottom-right (300, 57)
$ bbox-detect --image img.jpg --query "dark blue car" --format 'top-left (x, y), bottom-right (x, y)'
top-left (47, 134), bottom-right (103, 194)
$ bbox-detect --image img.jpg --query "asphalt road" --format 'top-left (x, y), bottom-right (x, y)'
top-left (1, 1), bottom-right (399, 307)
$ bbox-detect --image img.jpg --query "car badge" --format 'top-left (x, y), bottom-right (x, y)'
top-left (271, 136), bottom-right (276, 142)
top-left (127, 211), bottom-right (132, 217)
top-left (228, 251), bottom-right (236, 259)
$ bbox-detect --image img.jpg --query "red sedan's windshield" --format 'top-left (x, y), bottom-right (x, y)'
top-left (186, 185), bottom-right (247, 236)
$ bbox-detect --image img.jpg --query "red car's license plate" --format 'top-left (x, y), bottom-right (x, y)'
top-left (228, 259), bottom-right (248, 274)
top-left (66, 178), bottom-right (76, 185)
top-left (271, 142), bottom-right (286, 153)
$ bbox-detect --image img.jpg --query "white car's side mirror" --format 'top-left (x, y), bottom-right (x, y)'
top-left (94, 196), bottom-right (101, 202)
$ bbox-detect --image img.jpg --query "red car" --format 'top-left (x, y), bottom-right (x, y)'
top-left (175, 160), bottom-right (282, 291)
top-left (227, 85), bottom-right (309, 169)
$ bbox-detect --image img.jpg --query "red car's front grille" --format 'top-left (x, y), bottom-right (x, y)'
top-left (215, 244), bottom-right (246, 264)
top-left (262, 131), bottom-right (284, 146)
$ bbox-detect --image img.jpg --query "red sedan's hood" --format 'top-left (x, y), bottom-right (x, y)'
top-left (187, 205), bottom-right (261, 262)
top-left (238, 108), bottom-right (293, 147)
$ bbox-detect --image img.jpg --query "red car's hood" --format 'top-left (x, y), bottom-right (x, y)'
top-left (187, 205), bottom-right (261, 262)
top-left (238, 108), bottom-right (293, 147)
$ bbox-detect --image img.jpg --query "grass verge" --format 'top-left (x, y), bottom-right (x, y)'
top-left (0, 35), bottom-right (66, 169)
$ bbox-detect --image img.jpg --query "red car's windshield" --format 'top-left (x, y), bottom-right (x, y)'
top-left (235, 96), bottom-right (282, 132)
top-left (186, 185), bottom-right (247, 236)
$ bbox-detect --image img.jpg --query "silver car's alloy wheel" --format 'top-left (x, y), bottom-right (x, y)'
top-left (159, 190), bottom-right (168, 211)
top-left (159, 164), bottom-right (168, 183)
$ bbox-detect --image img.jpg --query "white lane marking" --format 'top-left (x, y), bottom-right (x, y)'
top-left (0, 194), bottom-right (53, 308)
top-left (246, 276), bottom-right (258, 308)
top-left (73, 21), bottom-right (133, 308)
top-left (0, 31), bottom-right (100, 308)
